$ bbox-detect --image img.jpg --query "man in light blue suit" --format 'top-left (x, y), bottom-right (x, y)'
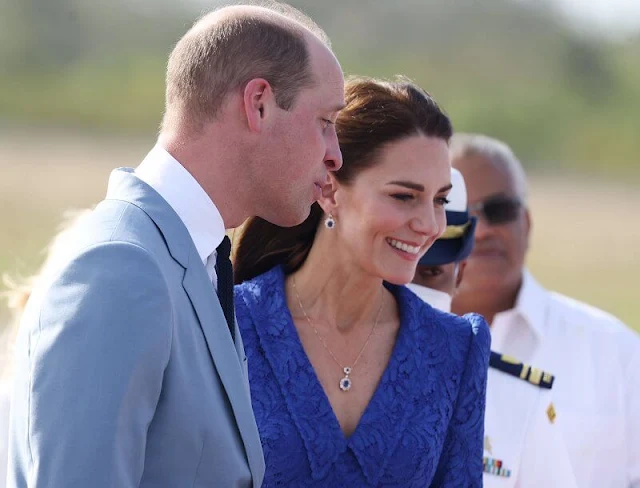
top-left (7, 4), bottom-right (345, 487)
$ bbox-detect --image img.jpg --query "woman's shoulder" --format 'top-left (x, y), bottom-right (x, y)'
top-left (234, 265), bottom-right (285, 299)
top-left (398, 286), bottom-right (491, 355)
top-left (233, 265), bottom-right (288, 333)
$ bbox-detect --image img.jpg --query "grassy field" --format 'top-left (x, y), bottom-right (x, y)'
top-left (1, 127), bottom-right (638, 333)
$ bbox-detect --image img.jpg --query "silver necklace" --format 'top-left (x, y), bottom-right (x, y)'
top-left (291, 277), bottom-right (385, 392)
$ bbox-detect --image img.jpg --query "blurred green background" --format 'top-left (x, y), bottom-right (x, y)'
top-left (1, 0), bottom-right (639, 332)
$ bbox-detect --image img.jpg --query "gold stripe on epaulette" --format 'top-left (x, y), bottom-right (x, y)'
top-left (519, 364), bottom-right (530, 380)
top-left (529, 368), bottom-right (543, 386)
top-left (500, 354), bottom-right (521, 365)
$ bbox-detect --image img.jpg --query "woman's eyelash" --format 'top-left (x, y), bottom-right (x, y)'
top-left (391, 193), bottom-right (414, 201)
top-left (391, 194), bottom-right (449, 205)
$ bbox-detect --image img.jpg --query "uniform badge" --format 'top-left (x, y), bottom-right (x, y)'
top-left (483, 456), bottom-right (512, 478)
top-left (483, 435), bottom-right (511, 477)
top-left (547, 402), bottom-right (556, 424)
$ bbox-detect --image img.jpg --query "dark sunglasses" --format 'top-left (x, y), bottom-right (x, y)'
top-left (468, 195), bottom-right (522, 225)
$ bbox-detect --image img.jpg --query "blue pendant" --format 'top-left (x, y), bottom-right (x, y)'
top-left (339, 367), bottom-right (352, 391)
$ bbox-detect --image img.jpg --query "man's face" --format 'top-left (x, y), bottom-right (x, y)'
top-left (412, 262), bottom-right (460, 296)
top-left (257, 38), bottom-right (345, 227)
top-left (453, 154), bottom-right (530, 297)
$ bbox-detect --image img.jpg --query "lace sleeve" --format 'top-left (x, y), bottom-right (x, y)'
top-left (431, 313), bottom-right (491, 487)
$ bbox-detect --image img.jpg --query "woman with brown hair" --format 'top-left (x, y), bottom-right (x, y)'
top-left (233, 77), bottom-right (490, 487)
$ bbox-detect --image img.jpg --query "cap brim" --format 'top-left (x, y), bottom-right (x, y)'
top-left (418, 217), bottom-right (477, 266)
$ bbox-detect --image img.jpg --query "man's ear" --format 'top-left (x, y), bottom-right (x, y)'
top-left (454, 260), bottom-right (467, 290)
top-left (243, 78), bottom-right (276, 133)
top-left (523, 206), bottom-right (532, 252)
top-left (317, 174), bottom-right (340, 217)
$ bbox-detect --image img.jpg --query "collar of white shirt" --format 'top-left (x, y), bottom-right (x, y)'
top-left (135, 144), bottom-right (225, 267)
top-left (492, 269), bottom-right (549, 348)
top-left (405, 283), bottom-right (453, 313)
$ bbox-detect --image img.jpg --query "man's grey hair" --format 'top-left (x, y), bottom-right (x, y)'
top-left (450, 133), bottom-right (528, 202)
top-left (246, 0), bottom-right (331, 46)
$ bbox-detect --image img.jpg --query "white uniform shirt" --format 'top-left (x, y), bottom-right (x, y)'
top-left (491, 271), bottom-right (640, 488)
top-left (405, 283), bottom-right (452, 312)
top-left (135, 144), bottom-right (225, 287)
top-left (484, 367), bottom-right (577, 487)
top-left (407, 283), bottom-right (579, 487)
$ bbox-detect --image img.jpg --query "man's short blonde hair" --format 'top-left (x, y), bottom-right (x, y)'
top-left (162, 2), bottom-right (331, 131)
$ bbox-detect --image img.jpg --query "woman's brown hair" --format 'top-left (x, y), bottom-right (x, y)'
top-left (233, 76), bottom-right (453, 284)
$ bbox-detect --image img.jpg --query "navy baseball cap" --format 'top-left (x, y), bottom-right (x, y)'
top-left (418, 168), bottom-right (477, 266)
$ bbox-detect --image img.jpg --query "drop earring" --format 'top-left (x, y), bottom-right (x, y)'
top-left (324, 214), bottom-right (336, 229)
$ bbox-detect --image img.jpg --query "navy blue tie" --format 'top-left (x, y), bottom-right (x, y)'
top-left (216, 236), bottom-right (235, 340)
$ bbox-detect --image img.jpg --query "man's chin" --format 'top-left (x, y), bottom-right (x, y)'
top-left (262, 206), bottom-right (311, 228)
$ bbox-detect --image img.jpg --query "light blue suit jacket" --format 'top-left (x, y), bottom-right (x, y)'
top-left (7, 168), bottom-right (264, 487)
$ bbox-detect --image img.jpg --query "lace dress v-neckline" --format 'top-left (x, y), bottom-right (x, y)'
top-left (238, 266), bottom-right (439, 484)
top-left (235, 264), bottom-right (490, 487)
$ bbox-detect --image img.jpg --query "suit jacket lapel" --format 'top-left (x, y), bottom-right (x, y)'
top-left (182, 255), bottom-right (264, 486)
top-left (105, 168), bottom-right (264, 486)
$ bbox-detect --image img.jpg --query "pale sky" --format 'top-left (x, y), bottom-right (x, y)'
top-left (530, 0), bottom-right (640, 37)
top-left (191, 0), bottom-right (640, 38)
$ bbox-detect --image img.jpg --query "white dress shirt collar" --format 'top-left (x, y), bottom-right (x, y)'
top-left (512, 270), bottom-right (549, 341)
top-left (405, 284), bottom-right (453, 313)
top-left (135, 144), bottom-right (225, 265)
top-left (493, 269), bottom-right (549, 346)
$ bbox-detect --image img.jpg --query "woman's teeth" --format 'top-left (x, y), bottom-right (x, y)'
top-left (387, 238), bottom-right (420, 255)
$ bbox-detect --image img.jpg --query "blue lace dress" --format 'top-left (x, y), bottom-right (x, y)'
top-left (234, 266), bottom-right (491, 487)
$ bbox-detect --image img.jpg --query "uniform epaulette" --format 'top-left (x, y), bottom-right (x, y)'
top-left (489, 351), bottom-right (555, 389)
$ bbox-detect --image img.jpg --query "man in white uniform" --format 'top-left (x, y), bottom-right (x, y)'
top-left (408, 168), bottom-right (577, 487)
top-left (451, 133), bottom-right (640, 488)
